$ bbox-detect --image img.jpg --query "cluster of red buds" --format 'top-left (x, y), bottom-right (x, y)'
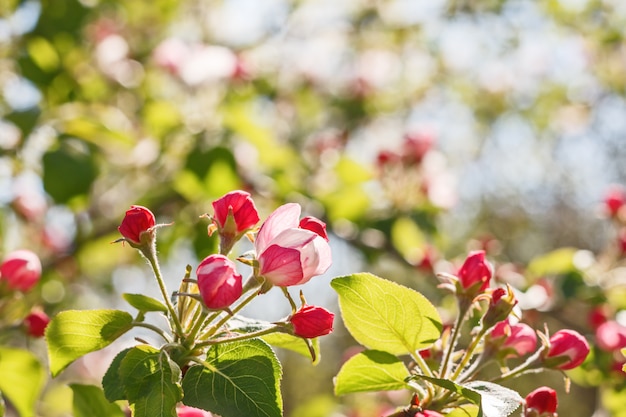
top-left (116, 191), bottom-right (335, 347)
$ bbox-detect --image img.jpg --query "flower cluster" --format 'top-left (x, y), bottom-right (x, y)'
top-left (378, 250), bottom-right (590, 416)
top-left (116, 191), bottom-right (335, 342)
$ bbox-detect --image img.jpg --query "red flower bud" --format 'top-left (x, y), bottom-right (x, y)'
top-left (524, 386), bottom-right (557, 417)
top-left (490, 320), bottom-right (537, 357)
top-left (23, 310), bottom-right (50, 338)
top-left (458, 250), bottom-right (493, 293)
top-left (196, 255), bottom-right (242, 310)
top-left (0, 249), bottom-right (42, 292)
top-left (118, 205), bottom-right (156, 245)
top-left (595, 320), bottom-right (626, 352)
top-left (299, 216), bottom-right (329, 241)
top-left (604, 185), bottom-right (626, 217)
top-left (289, 305), bottom-right (334, 339)
top-left (211, 191), bottom-right (260, 236)
top-left (544, 329), bottom-right (590, 370)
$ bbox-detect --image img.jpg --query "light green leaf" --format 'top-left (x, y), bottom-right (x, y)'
top-left (262, 332), bottom-right (320, 365)
top-left (391, 217), bottom-right (427, 263)
top-left (46, 309), bottom-right (133, 377)
top-left (331, 273), bottom-right (441, 355)
top-left (70, 384), bottom-right (125, 417)
top-left (123, 293), bottom-right (168, 313)
top-left (445, 405), bottom-right (479, 417)
top-left (334, 350), bottom-right (410, 395)
top-left (119, 346), bottom-right (182, 417)
top-left (182, 338), bottom-right (282, 417)
top-left (527, 248), bottom-right (578, 278)
top-left (415, 377), bottom-right (522, 417)
top-left (0, 347), bottom-right (46, 417)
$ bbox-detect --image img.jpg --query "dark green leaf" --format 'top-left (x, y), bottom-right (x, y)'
top-left (182, 338), bottom-right (282, 417)
top-left (70, 384), bottom-right (126, 417)
top-left (46, 309), bottom-right (133, 377)
top-left (102, 348), bottom-right (133, 402)
top-left (119, 346), bottom-right (182, 417)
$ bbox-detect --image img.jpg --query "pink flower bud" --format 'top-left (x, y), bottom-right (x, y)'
top-left (196, 255), bottom-right (242, 310)
top-left (118, 205), bottom-right (156, 245)
top-left (299, 216), bottom-right (329, 241)
top-left (482, 287), bottom-right (518, 329)
top-left (401, 131), bottom-right (435, 165)
top-left (256, 204), bottom-right (331, 287)
top-left (23, 310), bottom-right (50, 338)
top-left (545, 329), bottom-right (590, 370)
top-left (604, 185), bottom-right (626, 217)
top-left (211, 191), bottom-right (260, 236)
top-left (177, 405), bottom-right (213, 417)
top-left (524, 386), bottom-right (557, 417)
top-left (289, 305), bottom-right (334, 339)
top-left (595, 320), bottom-right (626, 352)
top-left (0, 249), bottom-right (42, 292)
top-left (458, 250), bottom-right (493, 293)
top-left (491, 320), bottom-right (537, 357)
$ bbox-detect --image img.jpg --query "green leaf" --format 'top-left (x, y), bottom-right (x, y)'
top-left (334, 350), bottom-right (410, 395)
top-left (42, 139), bottom-right (98, 204)
top-left (262, 332), bottom-right (321, 365)
top-left (119, 346), bottom-right (182, 417)
top-left (182, 338), bottom-right (282, 417)
top-left (464, 381), bottom-right (522, 417)
top-left (46, 309), bottom-right (133, 377)
top-left (331, 273), bottom-right (442, 355)
top-left (415, 376), bottom-right (483, 416)
top-left (0, 391), bottom-right (5, 417)
top-left (70, 384), bottom-right (126, 417)
top-left (527, 248), bottom-right (578, 278)
top-left (415, 377), bottom-right (522, 417)
top-left (102, 348), bottom-right (133, 402)
top-left (391, 217), bottom-right (427, 263)
top-left (123, 293), bottom-right (168, 313)
top-left (445, 405), bottom-right (479, 417)
top-left (0, 347), bottom-right (46, 417)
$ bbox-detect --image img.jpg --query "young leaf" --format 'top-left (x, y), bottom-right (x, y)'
top-left (102, 348), bottom-right (133, 402)
top-left (334, 350), bottom-right (410, 395)
top-left (123, 293), bottom-right (168, 313)
top-left (46, 309), bottom-right (133, 377)
top-left (331, 273), bottom-right (441, 355)
top-left (414, 376), bottom-right (483, 416)
top-left (0, 347), bottom-right (46, 417)
top-left (118, 345), bottom-right (182, 417)
top-left (70, 384), bottom-right (126, 417)
top-left (262, 333), bottom-right (321, 364)
top-left (182, 338), bottom-right (282, 417)
top-left (464, 381), bottom-right (522, 417)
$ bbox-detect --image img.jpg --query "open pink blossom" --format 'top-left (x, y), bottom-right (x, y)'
top-left (255, 203), bottom-right (331, 287)
top-left (595, 320), bottom-right (626, 352)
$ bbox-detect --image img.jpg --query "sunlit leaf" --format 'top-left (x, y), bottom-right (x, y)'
top-left (331, 273), bottom-right (441, 355)
top-left (335, 350), bottom-right (410, 395)
top-left (46, 309), bottom-right (133, 377)
top-left (0, 347), bottom-right (46, 417)
top-left (123, 293), bottom-right (168, 313)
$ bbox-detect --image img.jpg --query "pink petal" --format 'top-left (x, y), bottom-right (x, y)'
top-left (255, 203), bottom-right (301, 254)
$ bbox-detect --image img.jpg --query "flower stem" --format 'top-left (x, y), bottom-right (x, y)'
top-left (200, 287), bottom-right (259, 339)
top-left (450, 326), bottom-right (488, 380)
top-left (144, 247), bottom-right (185, 339)
top-left (132, 321), bottom-right (173, 343)
top-left (439, 301), bottom-right (469, 377)
top-left (195, 326), bottom-right (283, 348)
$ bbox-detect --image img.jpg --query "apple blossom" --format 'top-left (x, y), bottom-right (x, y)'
top-left (118, 205), bottom-right (156, 246)
top-left (544, 329), bottom-right (590, 370)
top-left (524, 386), bottom-right (557, 417)
top-left (196, 254), bottom-right (242, 310)
top-left (289, 305), bottom-right (334, 338)
top-left (0, 249), bottom-right (42, 292)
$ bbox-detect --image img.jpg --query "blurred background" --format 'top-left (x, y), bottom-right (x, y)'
top-left (2, 0), bottom-right (626, 416)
